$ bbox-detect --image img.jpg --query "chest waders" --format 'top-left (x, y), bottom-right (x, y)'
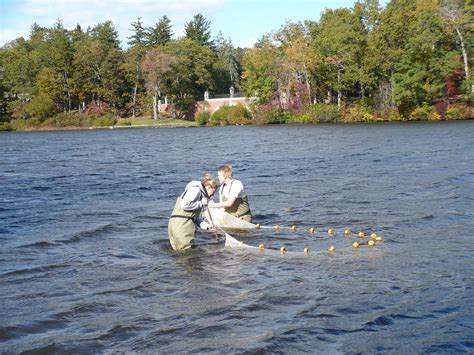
top-left (221, 182), bottom-right (252, 223)
top-left (168, 196), bottom-right (202, 251)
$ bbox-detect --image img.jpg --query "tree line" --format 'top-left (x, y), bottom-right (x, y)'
top-left (0, 0), bottom-right (472, 130)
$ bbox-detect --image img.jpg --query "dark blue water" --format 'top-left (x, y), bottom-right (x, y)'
top-left (1, 122), bottom-right (473, 353)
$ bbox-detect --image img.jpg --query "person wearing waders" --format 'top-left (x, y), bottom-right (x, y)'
top-left (168, 173), bottom-right (218, 251)
top-left (209, 164), bottom-right (252, 223)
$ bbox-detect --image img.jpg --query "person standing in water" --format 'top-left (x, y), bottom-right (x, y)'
top-left (209, 164), bottom-right (252, 222)
top-left (168, 173), bottom-right (217, 251)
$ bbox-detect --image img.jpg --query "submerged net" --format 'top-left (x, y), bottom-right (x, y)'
top-left (224, 232), bottom-right (255, 249)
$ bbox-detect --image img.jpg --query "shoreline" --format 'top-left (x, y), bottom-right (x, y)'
top-left (1, 117), bottom-right (472, 133)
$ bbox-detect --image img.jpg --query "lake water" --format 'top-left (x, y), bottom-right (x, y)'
top-left (1, 122), bottom-right (473, 353)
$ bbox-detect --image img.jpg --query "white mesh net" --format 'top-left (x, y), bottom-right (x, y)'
top-left (208, 208), bottom-right (256, 230)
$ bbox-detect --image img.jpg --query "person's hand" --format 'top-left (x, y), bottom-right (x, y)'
top-left (208, 224), bottom-right (216, 231)
top-left (202, 197), bottom-right (208, 206)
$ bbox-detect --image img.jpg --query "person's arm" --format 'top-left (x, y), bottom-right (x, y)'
top-left (196, 215), bottom-right (211, 230)
top-left (209, 197), bottom-right (236, 208)
top-left (197, 208), bottom-right (214, 230)
top-left (209, 180), bottom-right (242, 208)
top-left (181, 185), bottom-right (206, 211)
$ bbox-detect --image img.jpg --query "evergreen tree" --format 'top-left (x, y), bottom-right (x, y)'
top-left (91, 21), bottom-right (120, 49)
top-left (147, 15), bottom-right (173, 47)
top-left (100, 47), bottom-right (126, 108)
top-left (29, 23), bottom-right (46, 48)
top-left (184, 13), bottom-right (214, 48)
top-left (73, 38), bottom-right (106, 106)
top-left (127, 17), bottom-right (148, 117)
top-left (128, 17), bottom-right (148, 47)
top-left (355, 0), bottom-right (382, 30)
top-left (41, 19), bottom-right (75, 112)
top-left (214, 32), bottom-right (240, 90)
top-left (70, 24), bottom-right (86, 45)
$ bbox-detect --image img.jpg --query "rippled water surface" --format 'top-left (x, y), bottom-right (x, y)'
top-left (1, 122), bottom-right (473, 353)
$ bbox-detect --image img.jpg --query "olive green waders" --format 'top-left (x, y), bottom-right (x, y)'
top-left (168, 196), bottom-right (201, 251)
top-left (223, 195), bottom-right (252, 223)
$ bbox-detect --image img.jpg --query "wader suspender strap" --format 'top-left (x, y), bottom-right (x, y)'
top-left (221, 180), bottom-right (250, 218)
top-left (220, 180), bottom-right (233, 201)
top-left (201, 182), bottom-right (210, 199)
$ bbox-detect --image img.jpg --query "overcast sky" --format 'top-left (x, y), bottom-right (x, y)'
top-left (1, 0), bottom-right (389, 48)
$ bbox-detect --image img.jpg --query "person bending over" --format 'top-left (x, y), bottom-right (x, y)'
top-left (168, 173), bottom-right (217, 251)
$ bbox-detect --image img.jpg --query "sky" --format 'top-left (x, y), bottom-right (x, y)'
top-left (0, 0), bottom-right (389, 48)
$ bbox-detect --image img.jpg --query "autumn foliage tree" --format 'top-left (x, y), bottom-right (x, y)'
top-left (141, 47), bottom-right (176, 120)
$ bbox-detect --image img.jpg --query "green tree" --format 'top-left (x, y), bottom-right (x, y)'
top-left (100, 47), bottom-right (127, 111)
top-left (310, 8), bottom-right (367, 107)
top-left (241, 35), bottom-right (281, 104)
top-left (43, 20), bottom-right (73, 72)
top-left (184, 14), bottom-right (214, 48)
top-left (0, 49), bottom-right (13, 122)
top-left (353, 0), bottom-right (383, 98)
top-left (1, 37), bottom-right (41, 119)
top-left (147, 15), bottom-right (173, 47)
top-left (214, 32), bottom-right (240, 91)
top-left (36, 67), bottom-right (62, 109)
top-left (128, 17), bottom-right (148, 47)
top-left (356, 0), bottom-right (383, 30)
top-left (70, 24), bottom-right (87, 45)
top-left (24, 92), bottom-right (58, 121)
top-left (366, 0), bottom-right (418, 110)
top-left (73, 38), bottom-right (105, 108)
top-left (215, 32), bottom-right (242, 89)
top-left (165, 38), bottom-right (216, 119)
top-left (123, 45), bottom-right (147, 118)
top-left (91, 20), bottom-right (120, 49)
top-left (392, 6), bottom-right (461, 110)
top-left (358, 0), bottom-right (396, 110)
top-left (37, 19), bottom-right (75, 112)
top-left (29, 22), bottom-right (47, 48)
top-left (73, 36), bottom-right (127, 113)
top-left (127, 17), bottom-right (148, 118)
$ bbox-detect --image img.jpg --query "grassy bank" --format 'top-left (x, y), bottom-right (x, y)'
top-left (0, 115), bottom-right (197, 132)
top-left (115, 117), bottom-right (197, 128)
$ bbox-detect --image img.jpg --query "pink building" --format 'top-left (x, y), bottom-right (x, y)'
top-left (195, 96), bottom-right (254, 114)
top-left (158, 90), bottom-right (255, 115)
